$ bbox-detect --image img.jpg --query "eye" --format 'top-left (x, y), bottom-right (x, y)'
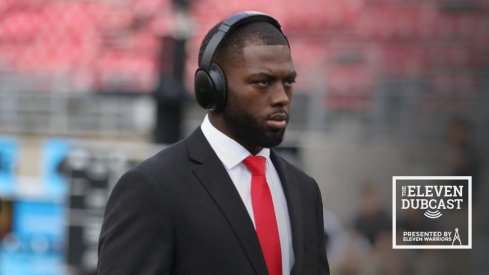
top-left (284, 78), bottom-right (296, 88)
top-left (254, 80), bottom-right (270, 87)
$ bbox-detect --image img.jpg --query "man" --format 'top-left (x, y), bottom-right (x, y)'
top-left (98, 11), bottom-right (329, 275)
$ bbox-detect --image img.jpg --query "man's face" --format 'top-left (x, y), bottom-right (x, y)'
top-left (220, 44), bottom-right (296, 152)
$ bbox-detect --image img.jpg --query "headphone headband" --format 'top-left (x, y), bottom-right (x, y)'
top-left (199, 11), bottom-right (282, 70)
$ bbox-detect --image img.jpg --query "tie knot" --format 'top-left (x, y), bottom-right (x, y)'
top-left (243, 156), bottom-right (266, 176)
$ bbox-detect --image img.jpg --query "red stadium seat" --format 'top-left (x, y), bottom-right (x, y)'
top-left (0, 0), bottom-right (486, 100)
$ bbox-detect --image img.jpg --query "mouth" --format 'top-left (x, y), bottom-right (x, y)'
top-left (266, 112), bottom-right (289, 129)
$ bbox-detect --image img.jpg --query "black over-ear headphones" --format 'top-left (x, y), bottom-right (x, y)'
top-left (194, 11), bottom-right (283, 112)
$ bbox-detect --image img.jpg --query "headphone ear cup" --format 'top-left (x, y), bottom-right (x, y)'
top-left (194, 64), bottom-right (227, 112)
top-left (194, 68), bottom-right (216, 110)
top-left (208, 64), bottom-right (227, 112)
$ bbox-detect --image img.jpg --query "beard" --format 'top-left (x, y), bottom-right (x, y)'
top-left (222, 102), bottom-right (287, 149)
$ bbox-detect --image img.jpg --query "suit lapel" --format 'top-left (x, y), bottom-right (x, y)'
top-left (185, 129), bottom-right (268, 275)
top-left (270, 151), bottom-right (304, 275)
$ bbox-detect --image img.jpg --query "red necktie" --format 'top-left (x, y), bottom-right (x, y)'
top-left (243, 156), bottom-right (282, 275)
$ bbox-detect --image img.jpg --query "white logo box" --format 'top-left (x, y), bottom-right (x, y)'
top-left (392, 176), bottom-right (472, 249)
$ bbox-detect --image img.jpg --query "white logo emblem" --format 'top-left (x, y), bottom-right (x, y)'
top-left (393, 176), bottom-right (472, 249)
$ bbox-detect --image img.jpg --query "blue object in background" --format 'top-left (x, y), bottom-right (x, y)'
top-left (0, 137), bottom-right (18, 196)
top-left (0, 249), bottom-right (64, 275)
top-left (12, 200), bottom-right (66, 248)
top-left (0, 199), bottom-right (67, 275)
top-left (0, 139), bottom-right (71, 275)
top-left (41, 139), bottom-right (72, 199)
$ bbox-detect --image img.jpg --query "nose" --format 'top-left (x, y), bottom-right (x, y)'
top-left (271, 82), bottom-right (291, 107)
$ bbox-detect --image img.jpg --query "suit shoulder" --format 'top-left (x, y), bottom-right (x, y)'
top-left (135, 139), bottom-right (188, 175)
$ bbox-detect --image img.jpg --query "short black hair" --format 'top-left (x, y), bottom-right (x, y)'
top-left (198, 20), bottom-right (289, 68)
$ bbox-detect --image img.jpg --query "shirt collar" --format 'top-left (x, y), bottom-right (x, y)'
top-left (201, 115), bottom-right (270, 170)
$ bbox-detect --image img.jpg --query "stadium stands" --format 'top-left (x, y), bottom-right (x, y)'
top-left (0, 0), bottom-right (487, 110)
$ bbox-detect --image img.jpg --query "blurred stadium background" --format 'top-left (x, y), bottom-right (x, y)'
top-left (0, 0), bottom-right (488, 274)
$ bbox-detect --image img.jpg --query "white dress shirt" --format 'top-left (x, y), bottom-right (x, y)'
top-left (201, 115), bottom-right (294, 275)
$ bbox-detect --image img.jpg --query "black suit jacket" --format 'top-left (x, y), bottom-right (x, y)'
top-left (97, 128), bottom-right (329, 275)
